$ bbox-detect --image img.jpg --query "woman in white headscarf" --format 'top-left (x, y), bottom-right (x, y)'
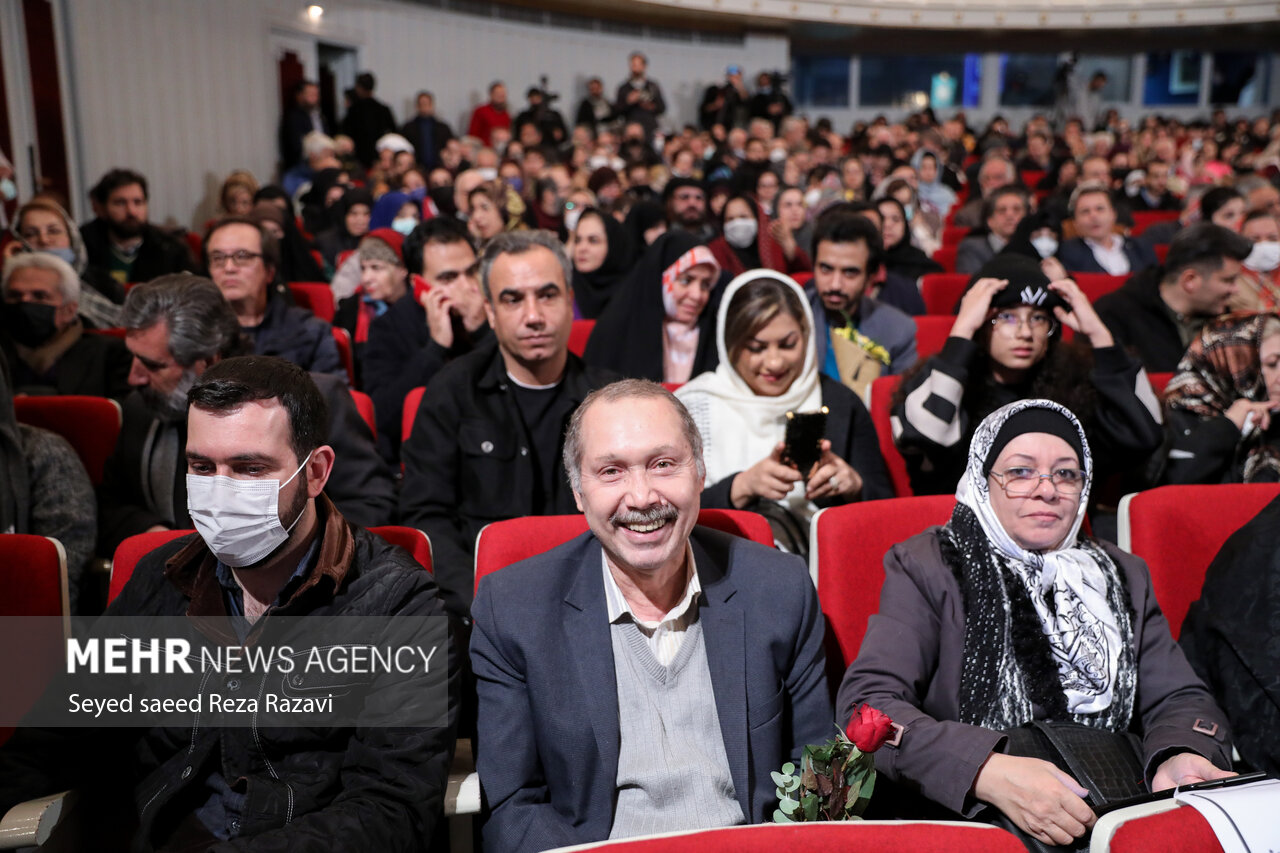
top-left (676, 270), bottom-right (890, 553)
top-left (838, 399), bottom-right (1234, 849)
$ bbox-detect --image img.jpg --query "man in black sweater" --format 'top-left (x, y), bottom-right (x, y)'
top-left (78, 169), bottom-right (195, 287)
top-left (1095, 223), bottom-right (1252, 372)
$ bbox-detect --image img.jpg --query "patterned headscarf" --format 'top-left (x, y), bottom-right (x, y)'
top-left (1165, 311), bottom-right (1280, 482)
top-left (945, 399), bottom-right (1136, 732)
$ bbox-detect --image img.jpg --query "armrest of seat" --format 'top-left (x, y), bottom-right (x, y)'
top-left (0, 790), bottom-right (75, 849)
top-left (445, 738), bottom-right (480, 817)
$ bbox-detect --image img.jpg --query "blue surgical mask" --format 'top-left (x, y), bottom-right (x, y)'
top-left (391, 217), bottom-right (417, 236)
top-left (0, 178), bottom-right (15, 201)
top-left (42, 247), bottom-right (77, 265)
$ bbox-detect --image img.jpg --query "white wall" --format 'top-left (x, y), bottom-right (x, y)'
top-left (56, 0), bottom-right (786, 231)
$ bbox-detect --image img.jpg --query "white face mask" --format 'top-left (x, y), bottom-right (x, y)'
top-left (1245, 240), bottom-right (1280, 272)
top-left (804, 188), bottom-right (823, 208)
top-left (391, 216), bottom-right (417, 236)
top-left (476, 167), bottom-right (498, 181)
top-left (1031, 234), bottom-right (1060, 259)
top-left (723, 217), bottom-right (758, 248)
top-left (186, 455), bottom-right (310, 568)
top-left (564, 207), bottom-right (583, 234)
top-left (769, 148), bottom-right (787, 163)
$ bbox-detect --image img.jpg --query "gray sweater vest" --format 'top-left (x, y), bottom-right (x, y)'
top-left (607, 617), bottom-right (745, 839)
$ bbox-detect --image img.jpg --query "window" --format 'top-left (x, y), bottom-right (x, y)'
top-left (1210, 52), bottom-right (1270, 106)
top-left (858, 54), bottom-right (980, 109)
top-left (998, 54), bottom-right (1132, 108)
top-left (791, 56), bottom-right (850, 108)
top-left (1144, 51), bottom-right (1202, 106)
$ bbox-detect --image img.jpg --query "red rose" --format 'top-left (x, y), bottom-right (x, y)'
top-left (846, 704), bottom-right (894, 752)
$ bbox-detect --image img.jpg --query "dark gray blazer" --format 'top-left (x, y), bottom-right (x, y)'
top-left (836, 529), bottom-right (1232, 818)
top-left (471, 526), bottom-right (832, 853)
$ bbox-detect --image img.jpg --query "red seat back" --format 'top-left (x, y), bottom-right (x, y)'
top-left (1071, 272), bottom-right (1128, 302)
top-left (920, 273), bottom-right (970, 315)
top-left (813, 496), bottom-right (955, 670)
top-left (474, 509), bottom-right (775, 594)
top-left (1147, 372), bottom-right (1173, 398)
top-left (791, 271), bottom-right (813, 287)
top-left (1119, 484), bottom-right (1280, 637)
top-left (110, 527), bottom-right (433, 604)
top-left (0, 535), bottom-right (69, 744)
top-left (569, 319), bottom-right (595, 357)
top-left (930, 244), bottom-right (959, 273)
top-left (941, 225), bottom-right (970, 246)
top-left (13, 395), bottom-right (122, 486)
top-left (538, 821), bottom-right (1025, 852)
top-left (913, 315), bottom-right (955, 361)
top-left (868, 376), bottom-right (912, 498)
top-left (1154, 243), bottom-right (1170, 264)
top-left (332, 327), bottom-right (355, 387)
top-left (402, 386), bottom-right (426, 446)
top-left (350, 390), bottom-right (376, 439)
top-left (288, 282), bottom-right (336, 322)
top-left (1131, 210), bottom-right (1181, 237)
top-left (1107, 803), bottom-right (1223, 853)
top-left (1019, 169), bottom-right (1046, 189)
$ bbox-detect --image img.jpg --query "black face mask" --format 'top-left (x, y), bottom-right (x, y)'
top-left (1, 302), bottom-right (59, 348)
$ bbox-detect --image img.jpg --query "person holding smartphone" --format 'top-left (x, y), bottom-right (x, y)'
top-left (676, 270), bottom-right (891, 554)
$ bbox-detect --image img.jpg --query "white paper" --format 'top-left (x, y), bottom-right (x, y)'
top-left (1173, 777), bottom-right (1280, 853)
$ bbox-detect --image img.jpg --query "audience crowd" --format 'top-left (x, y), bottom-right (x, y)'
top-left (2, 52), bottom-right (1280, 851)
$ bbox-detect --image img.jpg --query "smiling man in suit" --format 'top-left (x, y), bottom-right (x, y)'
top-left (470, 379), bottom-right (831, 852)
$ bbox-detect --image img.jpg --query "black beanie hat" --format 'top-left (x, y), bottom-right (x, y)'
top-left (983, 406), bottom-right (1086, 476)
top-left (967, 254), bottom-right (1068, 315)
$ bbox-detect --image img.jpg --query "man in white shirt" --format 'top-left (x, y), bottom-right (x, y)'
top-left (1059, 183), bottom-right (1158, 276)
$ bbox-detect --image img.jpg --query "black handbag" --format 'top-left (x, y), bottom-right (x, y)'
top-left (990, 720), bottom-right (1147, 853)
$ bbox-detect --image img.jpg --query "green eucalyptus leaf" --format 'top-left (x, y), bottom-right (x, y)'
top-left (776, 787), bottom-right (787, 800)
top-left (770, 770), bottom-right (789, 788)
top-left (781, 762), bottom-right (795, 775)
top-left (780, 796), bottom-right (800, 815)
top-left (773, 808), bottom-right (791, 824)
top-left (785, 775), bottom-right (801, 792)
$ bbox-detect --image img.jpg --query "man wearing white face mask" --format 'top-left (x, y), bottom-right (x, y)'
top-left (98, 275), bottom-right (395, 555)
top-left (1231, 210), bottom-right (1280, 312)
top-left (0, 354), bottom-right (458, 850)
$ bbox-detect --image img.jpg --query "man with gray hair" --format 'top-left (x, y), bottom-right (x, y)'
top-left (400, 230), bottom-right (616, 619)
top-left (0, 252), bottom-right (131, 398)
top-left (97, 274), bottom-right (395, 554)
top-left (472, 379), bottom-right (832, 852)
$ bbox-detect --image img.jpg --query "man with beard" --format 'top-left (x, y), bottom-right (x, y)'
top-left (469, 81), bottom-right (512, 147)
top-left (614, 52), bottom-right (665, 140)
top-left (663, 177), bottom-right (714, 243)
top-left (96, 275), bottom-right (395, 555)
top-left (79, 168), bottom-right (196, 286)
top-left (0, 252), bottom-right (131, 398)
top-left (806, 211), bottom-right (917, 384)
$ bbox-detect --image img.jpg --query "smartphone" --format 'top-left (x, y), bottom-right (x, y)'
top-left (1093, 771), bottom-right (1270, 817)
top-left (783, 407), bottom-right (828, 480)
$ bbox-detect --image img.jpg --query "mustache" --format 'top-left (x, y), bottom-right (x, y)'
top-left (610, 503), bottom-right (678, 527)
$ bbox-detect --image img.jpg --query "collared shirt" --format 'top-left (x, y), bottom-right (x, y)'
top-left (215, 539), bottom-right (319, 643)
top-left (987, 233), bottom-right (1009, 253)
top-left (602, 546), bottom-right (701, 666)
top-left (1084, 235), bottom-right (1131, 276)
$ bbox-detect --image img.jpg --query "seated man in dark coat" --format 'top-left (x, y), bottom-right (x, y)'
top-left (1094, 223), bottom-right (1251, 373)
top-left (472, 380), bottom-right (832, 852)
top-left (399, 231), bottom-right (615, 620)
top-left (1058, 183), bottom-right (1158, 276)
top-left (78, 168), bottom-right (196, 287)
top-left (204, 216), bottom-right (345, 380)
top-left (98, 276), bottom-right (395, 555)
top-left (1, 355), bottom-right (455, 852)
top-left (363, 219), bottom-right (490, 463)
top-left (0, 252), bottom-right (131, 399)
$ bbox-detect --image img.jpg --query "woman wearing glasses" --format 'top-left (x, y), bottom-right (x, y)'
top-left (838, 400), bottom-right (1233, 848)
top-left (891, 254), bottom-right (1162, 495)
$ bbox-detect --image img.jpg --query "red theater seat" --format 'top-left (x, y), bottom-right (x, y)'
top-left (1131, 210), bottom-right (1181, 237)
top-left (1071, 272), bottom-right (1128, 302)
top-left (812, 496), bottom-right (955, 671)
top-left (1118, 483), bottom-right (1280, 637)
top-left (474, 509), bottom-right (775, 594)
top-left (13, 395), bottom-right (122, 486)
top-left (0, 534), bottom-right (69, 745)
top-left (350, 390), bottom-right (377, 440)
top-left (930, 244), bottom-right (959, 273)
top-left (332, 327), bottom-right (355, 387)
top-left (913, 315), bottom-right (955, 361)
top-left (402, 386), bottom-right (426, 445)
top-left (920, 273), bottom-right (969, 315)
top-left (569, 319), bottom-right (595, 357)
top-left (868, 375), bottom-right (912, 498)
top-left (288, 282), bottom-right (336, 322)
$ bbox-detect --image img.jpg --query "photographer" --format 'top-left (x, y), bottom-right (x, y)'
top-left (514, 86), bottom-right (567, 147)
top-left (699, 65), bottom-right (750, 131)
top-left (749, 70), bottom-right (793, 131)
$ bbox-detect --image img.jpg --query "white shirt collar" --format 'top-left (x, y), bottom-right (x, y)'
top-left (602, 545), bottom-right (701, 630)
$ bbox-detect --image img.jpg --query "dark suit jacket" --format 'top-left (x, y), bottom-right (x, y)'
top-left (4, 330), bottom-right (132, 399)
top-left (399, 115), bottom-right (454, 170)
top-left (1059, 236), bottom-right (1158, 276)
top-left (1093, 273), bottom-right (1187, 373)
top-left (471, 527), bottom-right (833, 853)
top-left (97, 373), bottom-right (396, 554)
top-left (279, 105), bottom-right (333, 169)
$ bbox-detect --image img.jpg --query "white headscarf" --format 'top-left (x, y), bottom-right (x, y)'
top-left (676, 270), bottom-right (823, 518)
top-left (958, 399), bottom-right (1122, 715)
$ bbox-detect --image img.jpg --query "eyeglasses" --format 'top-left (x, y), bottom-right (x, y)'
top-left (991, 310), bottom-right (1057, 336)
top-left (990, 467), bottom-right (1086, 496)
top-left (208, 250), bottom-right (263, 267)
